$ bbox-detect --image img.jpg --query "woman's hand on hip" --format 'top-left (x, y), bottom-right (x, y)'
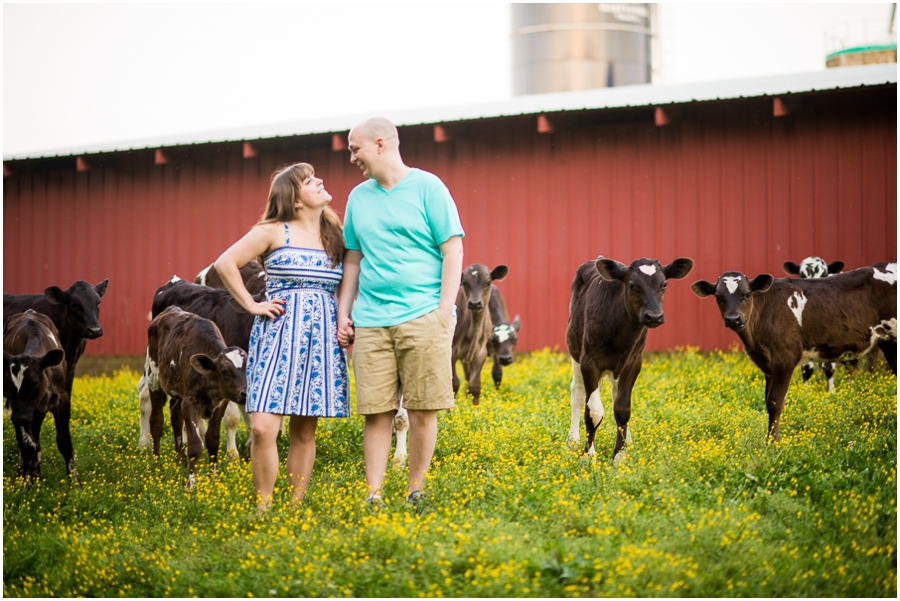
top-left (249, 299), bottom-right (286, 319)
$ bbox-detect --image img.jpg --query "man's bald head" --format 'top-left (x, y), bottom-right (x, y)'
top-left (350, 117), bottom-right (399, 150)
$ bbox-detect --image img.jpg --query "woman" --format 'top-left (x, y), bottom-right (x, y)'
top-left (215, 162), bottom-right (349, 513)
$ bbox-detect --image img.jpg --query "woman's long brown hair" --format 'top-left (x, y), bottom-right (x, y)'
top-left (258, 163), bottom-right (344, 266)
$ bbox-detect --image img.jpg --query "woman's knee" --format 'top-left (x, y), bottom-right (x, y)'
top-left (251, 413), bottom-right (282, 441)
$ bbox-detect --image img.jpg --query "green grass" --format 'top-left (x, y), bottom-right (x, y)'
top-left (3, 349), bottom-right (896, 597)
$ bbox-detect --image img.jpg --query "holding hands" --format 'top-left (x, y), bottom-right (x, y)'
top-left (337, 319), bottom-right (355, 348)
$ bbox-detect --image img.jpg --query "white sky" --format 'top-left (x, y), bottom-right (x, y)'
top-left (3, 2), bottom-right (896, 157)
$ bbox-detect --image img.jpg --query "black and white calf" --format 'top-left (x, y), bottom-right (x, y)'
top-left (487, 285), bottom-right (521, 388)
top-left (143, 306), bottom-right (248, 488)
top-left (692, 262), bottom-right (897, 441)
top-left (566, 256), bottom-right (694, 459)
top-left (3, 310), bottom-right (69, 485)
top-left (139, 277), bottom-right (256, 459)
top-left (783, 256), bottom-right (845, 391)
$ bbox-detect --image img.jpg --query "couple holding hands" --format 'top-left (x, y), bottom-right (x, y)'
top-left (215, 117), bottom-right (464, 513)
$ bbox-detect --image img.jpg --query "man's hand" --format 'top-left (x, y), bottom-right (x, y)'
top-left (337, 319), bottom-right (355, 348)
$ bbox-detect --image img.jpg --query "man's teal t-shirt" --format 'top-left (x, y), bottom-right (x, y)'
top-left (343, 168), bottom-right (465, 327)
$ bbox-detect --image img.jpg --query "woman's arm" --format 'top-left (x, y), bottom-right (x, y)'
top-left (215, 224), bottom-right (285, 319)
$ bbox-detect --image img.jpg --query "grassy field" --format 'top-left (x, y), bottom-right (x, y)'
top-left (3, 349), bottom-right (896, 597)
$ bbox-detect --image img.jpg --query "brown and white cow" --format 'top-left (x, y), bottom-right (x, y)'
top-left (4, 279), bottom-right (108, 405)
top-left (452, 263), bottom-right (509, 405)
top-left (195, 260), bottom-right (266, 296)
top-left (143, 306), bottom-right (248, 488)
top-left (783, 256), bottom-right (846, 391)
top-left (3, 310), bottom-right (68, 485)
top-left (487, 284), bottom-right (521, 388)
top-left (692, 262), bottom-right (897, 441)
top-left (138, 277), bottom-right (258, 459)
top-left (567, 256), bottom-right (694, 459)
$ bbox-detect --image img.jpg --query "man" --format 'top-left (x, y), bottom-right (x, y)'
top-left (337, 117), bottom-right (464, 508)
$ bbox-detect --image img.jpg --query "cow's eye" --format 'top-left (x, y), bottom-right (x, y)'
top-left (221, 369), bottom-right (229, 376)
top-left (628, 283), bottom-right (636, 291)
top-left (661, 282), bottom-right (668, 290)
top-left (744, 292), bottom-right (751, 299)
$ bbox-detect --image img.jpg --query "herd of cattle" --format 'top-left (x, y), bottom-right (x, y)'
top-left (3, 254), bottom-right (896, 486)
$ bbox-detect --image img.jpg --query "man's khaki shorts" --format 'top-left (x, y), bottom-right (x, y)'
top-left (352, 309), bottom-right (456, 414)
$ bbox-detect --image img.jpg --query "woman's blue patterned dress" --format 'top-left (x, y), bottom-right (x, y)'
top-left (246, 223), bottom-right (349, 417)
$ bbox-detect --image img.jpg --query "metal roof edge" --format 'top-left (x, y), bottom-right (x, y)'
top-left (5, 63), bottom-right (896, 162)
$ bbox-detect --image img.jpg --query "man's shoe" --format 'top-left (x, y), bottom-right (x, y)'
top-left (366, 495), bottom-right (386, 512)
top-left (406, 490), bottom-right (426, 509)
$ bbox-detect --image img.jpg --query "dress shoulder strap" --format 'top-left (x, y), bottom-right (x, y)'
top-left (283, 222), bottom-right (290, 246)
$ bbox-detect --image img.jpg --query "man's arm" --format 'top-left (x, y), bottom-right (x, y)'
top-left (438, 235), bottom-right (464, 322)
top-left (337, 249), bottom-right (362, 347)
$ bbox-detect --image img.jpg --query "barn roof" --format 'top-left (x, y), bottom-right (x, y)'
top-left (5, 62), bottom-right (896, 162)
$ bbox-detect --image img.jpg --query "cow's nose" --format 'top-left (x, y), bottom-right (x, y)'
top-left (87, 326), bottom-right (103, 338)
top-left (499, 355), bottom-right (514, 366)
top-left (238, 390), bottom-right (247, 404)
top-left (468, 300), bottom-right (484, 311)
top-left (643, 311), bottom-right (664, 327)
top-left (724, 314), bottom-right (744, 330)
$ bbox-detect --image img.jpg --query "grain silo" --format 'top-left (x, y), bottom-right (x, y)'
top-left (511, 3), bottom-right (653, 95)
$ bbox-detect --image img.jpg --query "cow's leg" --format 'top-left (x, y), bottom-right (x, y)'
top-left (137, 375), bottom-right (153, 450)
top-left (170, 397), bottom-right (185, 459)
top-left (148, 387), bottom-right (168, 456)
top-left (451, 352), bottom-right (461, 394)
top-left (205, 402), bottom-right (228, 472)
top-left (800, 362), bottom-right (814, 383)
top-left (392, 405), bottom-right (409, 465)
top-left (491, 356), bottom-right (503, 388)
top-left (49, 396), bottom-right (78, 482)
top-left (12, 420), bottom-right (40, 486)
top-left (765, 366), bottom-right (794, 442)
top-left (580, 363), bottom-right (603, 457)
top-left (467, 353), bottom-right (487, 405)
top-left (235, 404), bottom-right (253, 459)
top-left (182, 402), bottom-right (205, 489)
top-left (877, 340), bottom-right (897, 374)
top-left (823, 362), bottom-right (836, 393)
top-left (222, 402), bottom-right (242, 461)
top-left (612, 359), bottom-right (642, 460)
top-left (567, 358), bottom-right (588, 446)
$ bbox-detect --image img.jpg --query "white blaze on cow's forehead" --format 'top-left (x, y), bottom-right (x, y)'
top-left (494, 324), bottom-right (514, 343)
top-left (10, 364), bottom-right (27, 392)
top-left (226, 349), bottom-right (244, 369)
top-left (170, 360), bottom-right (176, 367)
top-left (872, 263), bottom-right (898, 285)
top-left (638, 264), bottom-right (657, 276)
top-left (722, 276), bottom-right (742, 294)
top-left (799, 257), bottom-right (827, 279)
top-left (168, 275), bottom-right (182, 284)
top-left (787, 290), bottom-right (808, 326)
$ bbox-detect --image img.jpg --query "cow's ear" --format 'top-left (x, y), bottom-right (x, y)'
top-left (827, 261), bottom-right (845, 275)
top-left (44, 286), bottom-right (68, 305)
top-left (512, 315), bottom-right (521, 331)
top-left (490, 265), bottom-right (509, 281)
top-left (596, 259), bottom-right (628, 281)
top-left (189, 354), bottom-right (217, 376)
top-left (782, 261), bottom-right (801, 276)
top-left (40, 349), bottom-right (64, 370)
top-left (749, 274), bottom-right (774, 294)
top-left (94, 279), bottom-right (109, 298)
top-left (691, 280), bottom-right (717, 298)
top-left (663, 258), bottom-right (694, 280)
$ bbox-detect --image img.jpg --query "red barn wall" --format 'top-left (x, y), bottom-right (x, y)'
top-left (4, 87), bottom-right (896, 356)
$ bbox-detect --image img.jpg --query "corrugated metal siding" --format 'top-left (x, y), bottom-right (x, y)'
top-left (4, 87), bottom-right (896, 356)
